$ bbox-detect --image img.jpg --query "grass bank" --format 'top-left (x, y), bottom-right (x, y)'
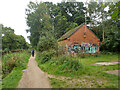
top-left (36, 51), bottom-right (119, 88)
top-left (2, 51), bottom-right (31, 88)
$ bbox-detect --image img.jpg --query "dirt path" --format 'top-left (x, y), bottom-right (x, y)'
top-left (17, 53), bottom-right (51, 88)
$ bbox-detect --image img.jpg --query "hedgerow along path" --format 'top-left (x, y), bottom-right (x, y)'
top-left (17, 52), bottom-right (51, 88)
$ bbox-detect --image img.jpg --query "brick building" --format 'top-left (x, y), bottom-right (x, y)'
top-left (58, 24), bottom-right (100, 53)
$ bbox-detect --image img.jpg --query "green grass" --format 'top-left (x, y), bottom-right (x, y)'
top-left (0, 75), bottom-right (1, 89)
top-left (2, 67), bottom-right (22, 88)
top-left (2, 51), bottom-right (31, 88)
top-left (49, 78), bottom-right (66, 88)
top-left (78, 54), bottom-right (118, 65)
top-left (36, 52), bottom-right (119, 88)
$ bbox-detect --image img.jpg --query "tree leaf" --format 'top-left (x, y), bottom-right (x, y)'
top-left (112, 9), bottom-right (119, 17)
top-left (116, 1), bottom-right (120, 7)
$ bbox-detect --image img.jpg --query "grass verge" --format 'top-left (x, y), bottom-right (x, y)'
top-left (2, 67), bottom-right (22, 88)
top-left (2, 51), bottom-right (30, 88)
top-left (36, 51), bottom-right (119, 88)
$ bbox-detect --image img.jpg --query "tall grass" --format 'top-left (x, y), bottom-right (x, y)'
top-left (36, 50), bottom-right (86, 77)
top-left (36, 51), bottom-right (119, 88)
top-left (2, 51), bottom-right (31, 88)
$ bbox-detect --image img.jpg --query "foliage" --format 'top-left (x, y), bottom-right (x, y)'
top-left (26, 2), bottom-right (87, 47)
top-left (56, 2), bottom-right (86, 25)
top-left (36, 53), bottom-right (119, 88)
top-left (25, 1), bottom-right (120, 52)
top-left (49, 78), bottom-right (66, 88)
top-left (87, 1), bottom-right (120, 52)
top-left (1, 25), bottom-right (14, 34)
top-left (37, 32), bottom-right (58, 52)
top-left (2, 51), bottom-right (31, 79)
top-left (26, 2), bottom-right (52, 47)
top-left (92, 18), bottom-right (120, 52)
top-left (2, 51), bottom-right (30, 88)
top-left (56, 45), bottom-right (65, 56)
top-left (36, 52), bottom-right (85, 76)
top-left (55, 55), bottom-right (84, 71)
top-left (103, 24), bottom-right (119, 52)
top-left (39, 49), bottom-right (56, 64)
top-left (2, 68), bottom-right (23, 88)
top-left (65, 22), bottom-right (78, 33)
top-left (2, 25), bottom-right (29, 51)
top-left (109, 1), bottom-right (120, 21)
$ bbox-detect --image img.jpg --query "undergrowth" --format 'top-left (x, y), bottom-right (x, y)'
top-left (2, 51), bottom-right (31, 88)
top-left (36, 50), bottom-right (87, 77)
top-left (36, 50), bottom-right (119, 88)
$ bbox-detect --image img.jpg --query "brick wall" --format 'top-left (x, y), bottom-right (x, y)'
top-left (59, 25), bottom-right (100, 48)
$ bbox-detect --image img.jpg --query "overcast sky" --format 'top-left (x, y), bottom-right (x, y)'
top-left (0, 0), bottom-right (91, 43)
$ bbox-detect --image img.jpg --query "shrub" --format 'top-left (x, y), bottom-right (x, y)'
top-left (100, 51), bottom-right (114, 55)
top-left (2, 51), bottom-right (30, 78)
top-left (56, 45), bottom-right (65, 56)
top-left (37, 32), bottom-right (57, 52)
top-left (40, 49), bottom-right (56, 64)
top-left (55, 55), bottom-right (84, 71)
top-left (27, 48), bottom-right (32, 53)
top-left (4, 48), bottom-right (10, 53)
top-left (80, 54), bottom-right (86, 58)
top-left (69, 59), bottom-right (83, 71)
top-left (55, 55), bottom-right (70, 65)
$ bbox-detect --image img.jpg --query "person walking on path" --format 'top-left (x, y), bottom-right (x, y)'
top-left (32, 49), bottom-right (34, 57)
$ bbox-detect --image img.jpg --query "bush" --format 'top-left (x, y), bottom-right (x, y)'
top-left (55, 55), bottom-right (70, 65)
top-left (69, 59), bottom-right (83, 71)
top-left (27, 48), bottom-right (32, 53)
top-left (40, 49), bottom-right (56, 64)
top-left (80, 55), bottom-right (86, 58)
top-left (4, 48), bottom-right (10, 52)
top-left (37, 32), bottom-right (57, 52)
top-left (2, 51), bottom-right (30, 78)
top-left (100, 51), bottom-right (114, 55)
top-left (55, 55), bottom-right (84, 71)
top-left (56, 45), bottom-right (65, 56)
top-left (36, 52), bottom-right (86, 76)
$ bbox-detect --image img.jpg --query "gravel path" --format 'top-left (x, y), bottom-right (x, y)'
top-left (17, 53), bottom-right (51, 88)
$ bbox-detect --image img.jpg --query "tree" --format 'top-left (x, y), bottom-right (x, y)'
top-left (101, 19), bottom-right (119, 52)
top-left (2, 25), bottom-right (29, 51)
top-left (90, 4), bottom-right (120, 52)
top-left (57, 2), bottom-right (86, 25)
top-left (26, 1), bottom-right (90, 48)
top-left (87, 1), bottom-right (110, 41)
top-left (109, 1), bottom-right (120, 21)
top-left (87, 1), bottom-right (98, 27)
top-left (54, 12), bottom-right (68, 38)
top-left (45, 2), bottom-right (86, 38)
top-left (26, 2), bottom-right (52, 48)
top-left (37, 32), bottom-right (57, 52)
top-left (2, 25), bottom-right (14, 35)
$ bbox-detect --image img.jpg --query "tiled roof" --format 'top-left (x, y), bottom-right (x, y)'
top-left (58, 24), bottom-right (84, 41)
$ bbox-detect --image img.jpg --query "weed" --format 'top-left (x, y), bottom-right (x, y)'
top-left (2, 67), bottom-right (22, 88)
top-left (49, 78), bottom-right (66, 88)
top-left (36, 52), bottom-right (119, 88)
top-left (2, 51), bottom-right (30, 88)
top-left (39, 49), bottom-right (56, 64)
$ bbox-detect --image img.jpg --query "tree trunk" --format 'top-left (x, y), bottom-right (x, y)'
top-left (103, 26), bottom-right (104, 41)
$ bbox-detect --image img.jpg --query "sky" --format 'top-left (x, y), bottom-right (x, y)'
top-left (0, 0), bottom-right (109, 44)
